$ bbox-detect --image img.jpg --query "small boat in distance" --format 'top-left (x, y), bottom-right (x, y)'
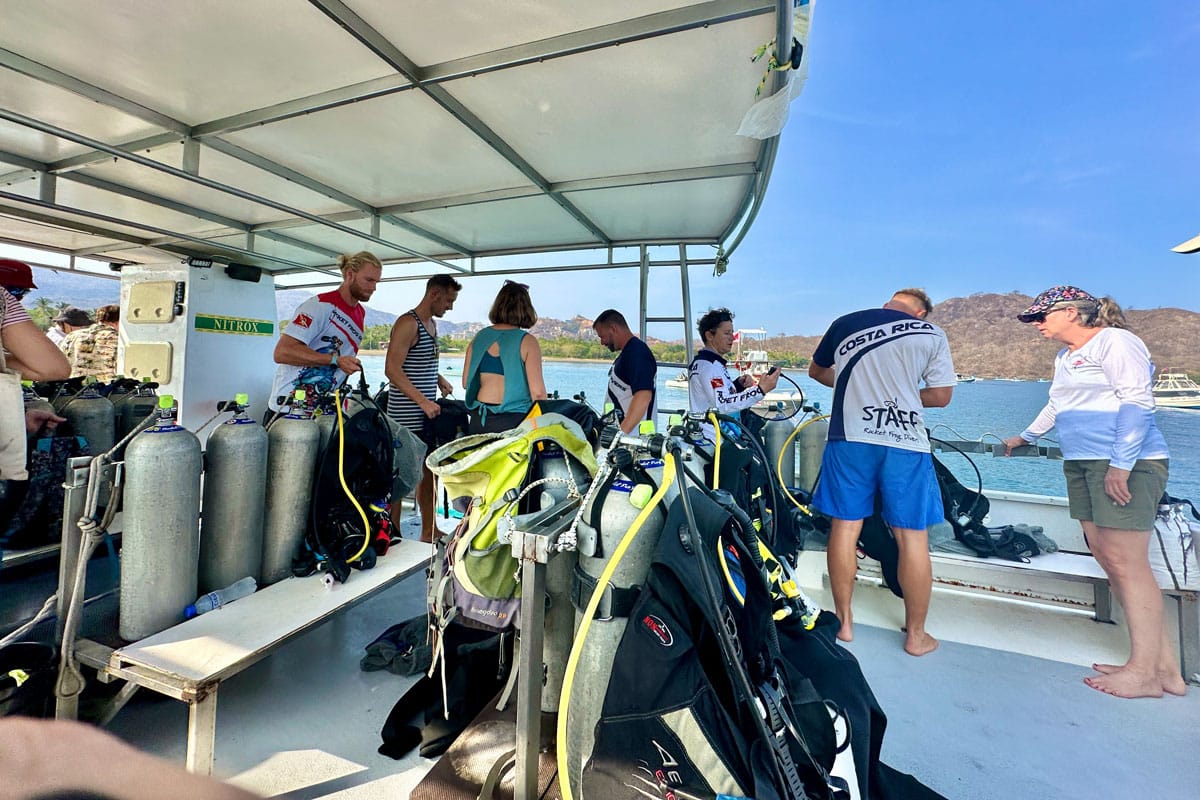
top-left (665, 328), bottom-right (773, 390)
top-left (1153, 371), bottom-right (1200, 410)
top-left (956, 373), bottom-right (976, 383)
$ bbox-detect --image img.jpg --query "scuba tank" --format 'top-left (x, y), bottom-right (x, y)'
top-left (119, 395), bottom-right (203, 641)
top-left (796, 416), bottom-right (829, 494)
top-left (566, 434), bottom-right (675, 791)
top-left (117, 378), bottom-right (159, 441)
top-left (763, 415), bottom-right (798, 486)
top-left (531, 443), bottom-right (591, 714)
top-left (58, 378), bottom-right (115, 457)
top-left (21, 380), bottom-right (56, 418)
top-left (198, 394), bottom-right (268, 594)
top-left (49, 377), bottom-right (85, 413)
top-left (260, 390), bottom-right (321, 586)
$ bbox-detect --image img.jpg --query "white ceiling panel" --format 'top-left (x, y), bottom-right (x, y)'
top-left (0, 71), bottom-right (163, 164)
top-left (79, 145), bottom-right (357, 225)
top-left (46, 180), bottom-right (229, 238)
top-left (566, 177), bottom-right (752, 242)
top-left (0, 214), bottom-right (126, 253)
top-left (0, 192), bottom-right (170, 243)
top-left (223, 91), bottom-right (534, 207)
top-left (401, 196), bottom-right (597, 253)
top-left (263, 217), bottom-right (450, 264)
top-left (0, 0), bottom-right (393, 125)
top-left (443, 18), bottom-right (767, 183)
top-left (351, 0), bottom-right (697, 66)
top-left (205, 233), bottom-right (333, 271)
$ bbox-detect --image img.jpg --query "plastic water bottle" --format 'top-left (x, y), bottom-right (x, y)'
top-left (185, 576), bottom-right (257, 618)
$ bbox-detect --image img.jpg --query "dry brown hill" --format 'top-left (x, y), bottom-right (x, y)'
top-left (756, 292), bottom-right (1200, 379)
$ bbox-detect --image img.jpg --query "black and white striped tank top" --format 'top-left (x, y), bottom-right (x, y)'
top-left (388, 310), bottom-right (439, 431)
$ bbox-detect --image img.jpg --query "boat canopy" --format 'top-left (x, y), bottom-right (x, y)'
top-left (0, 0), bottom-right (803, 291)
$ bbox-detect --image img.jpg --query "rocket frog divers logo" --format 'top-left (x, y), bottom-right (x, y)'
top-left (641, 613), bottom-right (674, 647)
top-left (293, 313), bottom-right (313, 329)
top-left (860, 397), bottom-right (921, 445)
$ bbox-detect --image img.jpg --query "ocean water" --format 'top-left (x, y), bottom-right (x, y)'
top-left (358, 356), bottom-right (1200, 503)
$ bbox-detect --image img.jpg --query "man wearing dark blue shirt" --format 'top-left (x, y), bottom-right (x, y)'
top-left (593, 309), bottom-right (657, 434)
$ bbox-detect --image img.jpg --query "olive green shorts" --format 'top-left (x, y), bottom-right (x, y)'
top-left (1062, 458), bottom-right (1168, 531)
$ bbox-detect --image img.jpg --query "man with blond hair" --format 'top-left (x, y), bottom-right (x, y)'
top-left (268, 251), bottom-right (381, 415)
top-left (808, 288), bottom-right (955, 657)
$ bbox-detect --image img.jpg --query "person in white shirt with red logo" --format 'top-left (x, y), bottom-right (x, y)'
top-left (687, 308), bottom-right (780, 437)
top-left (268, 251), bottom-right (381, 417)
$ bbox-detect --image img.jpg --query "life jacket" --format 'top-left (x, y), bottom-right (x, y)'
top-left (426, 412), bottom-right (597, 632)
top-left (294, 401), bottom-right (397, 582)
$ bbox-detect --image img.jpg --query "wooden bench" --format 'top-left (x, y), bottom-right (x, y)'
top-left (850, 547), bottom-right (1200, 683)
top-left (73, 541), bottom-right (430, 774)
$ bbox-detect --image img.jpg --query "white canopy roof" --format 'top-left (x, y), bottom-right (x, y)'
top-left (0, 0), bottom-right (799, 283)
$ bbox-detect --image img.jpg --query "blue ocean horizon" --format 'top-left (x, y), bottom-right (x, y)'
top-left (359, 355), bottom-right (1200, 504)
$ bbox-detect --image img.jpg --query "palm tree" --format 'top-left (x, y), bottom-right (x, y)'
top-left (27, 297), bottom-right (67, 331)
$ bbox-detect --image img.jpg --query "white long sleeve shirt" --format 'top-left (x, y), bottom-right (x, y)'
top-left (1020, 327), bottom-right (1168, 469)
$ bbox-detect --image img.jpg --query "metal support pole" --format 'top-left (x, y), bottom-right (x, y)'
top-left (37, 172), bottom-right (56, 204)
top-left (514, 536), bottom-right (548, 800)
top-left (679, 243), bottom-right (694, 358)
top-left (182, 138), bottom-right (200, 175)
top-left (54, 456), bottom-right (94, 721)
top-left (638, 244), bottom-right (649, 341)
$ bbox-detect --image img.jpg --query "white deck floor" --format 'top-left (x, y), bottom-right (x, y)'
top-left (5, 514), bottom-right (1199, 799)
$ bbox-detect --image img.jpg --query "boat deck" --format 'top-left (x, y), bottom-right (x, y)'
top-left (37, 565), bottom-right (1198, 800)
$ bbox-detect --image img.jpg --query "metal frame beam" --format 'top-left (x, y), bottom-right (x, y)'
top-left (0, 192), bottom-right (317, 271)
top-left (0, 108), bottom-right (467, 271)
top-left (309, 0), bottom-right (612, 246)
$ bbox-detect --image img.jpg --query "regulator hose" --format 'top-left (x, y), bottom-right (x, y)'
top-left (708, 411), bottom-right (722, 491)
top-left (556, 451), bottom-right (677, 800)
top-left (333, 387), bottom-right (372, 567)
top-left (777, 414), bottom-right (830, 512)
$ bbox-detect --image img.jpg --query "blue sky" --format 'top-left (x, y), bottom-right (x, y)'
top-left (380, 1), bottom-right (1200, 337)
top-left (6, 2), bottom-right (1198, 338)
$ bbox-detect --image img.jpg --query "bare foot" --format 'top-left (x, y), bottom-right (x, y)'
top-left (1083, 668), bottom-right (1164, 698)
top-left (836, 619), bottom-right (854, 642)
top-left (1093, 663), bottom-right (1188, 695)
top-left (419, 533), bottom-right (435, 544)
top-left (904, 631), bottom-right (939, 657)
top-left (1091, 662), bottom-right (1125, 675)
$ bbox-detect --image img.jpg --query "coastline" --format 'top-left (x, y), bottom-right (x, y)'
top-left (358, 349), bottom-right (613, 365)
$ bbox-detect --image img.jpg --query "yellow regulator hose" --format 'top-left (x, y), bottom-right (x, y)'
top-left (333, 387), bottom-right (372, 565)
top-left (709, 411), bottom-right (721, 490)
top-left (777, 414), bottom-right (830, 512)
top-left (556, 451), bottom-right (678, 800)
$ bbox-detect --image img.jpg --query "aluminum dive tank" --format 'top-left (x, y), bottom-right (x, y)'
top-left (118, 379), bottom-right (159, 441)
top-left (59, 379), bottom-right (115, 457)
top-left (532, 444), bottom-right (590, 714)
top-left (763, 416), bottom-right (798, 487)
top-left (198, 394), bottom-right (268, 594)
top-left (119, 395), bottom-right (202, 641)
top-left (796, 416), bottom-right (829, 494)
top-left (567, 446), bottom-right (674, 792)
top-left (260, 392), bottom-right (320, 586)
top-left (21, 381), bottom-right (56, 418)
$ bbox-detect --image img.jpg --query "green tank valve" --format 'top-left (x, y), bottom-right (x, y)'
top-left (638, 419), bottom-right (656, 435)
top-left (294, 389), bottom-right (307, 401)
top-left (667, 413), bottom-right (683, 427)
top-left (235, 392), bottom-right (249, 406)
top-left (20, 380), bottom-right (32, 388)
top-left (141, 376), bottom-right (153, 383)
top-left (603, 402), bottom-right (615, 414)
top-left (158, 394), bottom-right (174, 409)
top-left (82, 376), bottom-right (97, 385)
top-left (629, 484), bottom-right (653, 509)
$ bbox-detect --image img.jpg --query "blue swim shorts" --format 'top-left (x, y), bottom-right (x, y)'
top-left (812, 440), bottom-right (945, 530)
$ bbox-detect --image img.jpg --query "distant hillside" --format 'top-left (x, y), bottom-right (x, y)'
top-left (26, 266), bottom-right (120, 311)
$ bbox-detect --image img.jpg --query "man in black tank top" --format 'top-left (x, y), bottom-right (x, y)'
top-left (384, 275), bottom-right (461, 541)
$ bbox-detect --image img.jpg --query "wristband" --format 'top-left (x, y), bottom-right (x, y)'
top-left (329, 353), bottom-right (338, 367)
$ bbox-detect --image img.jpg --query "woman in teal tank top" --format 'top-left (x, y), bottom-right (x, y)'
top-left (463, 281), bottom-right (547, 433)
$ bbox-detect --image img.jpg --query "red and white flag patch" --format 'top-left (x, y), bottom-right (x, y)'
top-left (293, 313), bottom-right (313, 329)
top-left (710, 377), bottom-right (724, 389)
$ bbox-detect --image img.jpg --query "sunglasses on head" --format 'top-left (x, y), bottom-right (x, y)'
top-left (503, 279), bottom-right (529, 290)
